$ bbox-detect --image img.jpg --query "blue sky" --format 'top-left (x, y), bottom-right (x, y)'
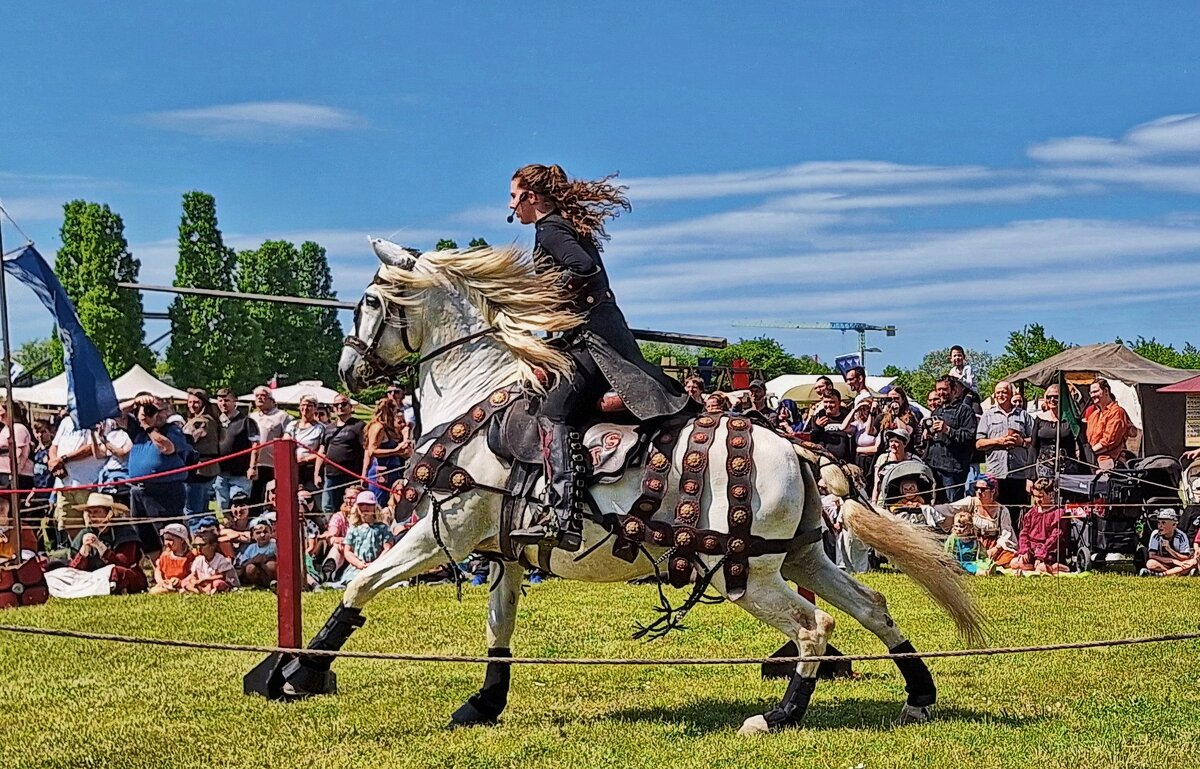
top-left (3, 3), bottom-right (1200, 374)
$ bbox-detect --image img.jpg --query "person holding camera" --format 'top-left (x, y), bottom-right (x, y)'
top-left (923, 376), bottom-right (979, 503)
top-left (121, 393), bottom-right (193, 561)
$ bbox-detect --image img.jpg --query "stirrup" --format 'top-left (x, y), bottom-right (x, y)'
top-left (509, 524), bottom-right (554, 546)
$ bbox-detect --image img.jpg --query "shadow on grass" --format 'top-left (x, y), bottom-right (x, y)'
top-left (609, 696), bottom-right (1039, 733)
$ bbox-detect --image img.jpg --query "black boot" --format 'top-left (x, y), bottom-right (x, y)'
top-left (278, 604), bottom-right (365, 697)
top-left (510, 419), bottom-right (589, 552)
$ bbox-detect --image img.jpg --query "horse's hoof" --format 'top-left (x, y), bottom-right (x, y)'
top-left (737, 714), bottom-right (771, 736)
top-left (447, 700), bottom-right (500, 730)
top-left (896, 703), bottom-right (932, 725)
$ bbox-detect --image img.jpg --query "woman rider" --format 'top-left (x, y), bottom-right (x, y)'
top-left (507, 164), bottom-right (691, 551)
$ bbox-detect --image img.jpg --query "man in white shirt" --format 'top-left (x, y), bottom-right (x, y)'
top-left (49, 415), bottom-right (107, 541)
top-left (249, 386), bottom-right (292, 505)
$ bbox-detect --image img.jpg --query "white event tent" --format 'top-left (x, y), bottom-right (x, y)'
top-left (239, 380), bottom-right (351, 406)
top-left (765, 374), bottom-right (896, 405)
top-left (10, 364), bottom-right (188, 406)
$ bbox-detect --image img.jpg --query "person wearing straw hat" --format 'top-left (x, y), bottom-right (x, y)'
top-left (64, 493), bottom-right (148, 594)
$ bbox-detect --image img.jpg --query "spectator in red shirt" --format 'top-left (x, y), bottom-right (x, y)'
top-left (1010, 479), bottom-right (1070, 574)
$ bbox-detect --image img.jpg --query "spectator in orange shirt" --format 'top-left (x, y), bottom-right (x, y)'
top-left (1086, 379), bottom-right (1132, 470)
top-left (150, 523), bottom-right (194, 594)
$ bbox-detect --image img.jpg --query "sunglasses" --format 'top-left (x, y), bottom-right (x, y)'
top-left (1044, 395), bottom-right (1059, 401)
top-left (334, 402), bottom-right (352, 408)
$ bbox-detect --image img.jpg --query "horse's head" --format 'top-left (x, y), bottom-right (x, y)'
top-left (339, 239), bottom-right (423, 392)
top-left (340, 237), bottom-right (583, 395)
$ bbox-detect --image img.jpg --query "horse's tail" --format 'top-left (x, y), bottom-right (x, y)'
top-left (841, 498), bottom-right (987, 645)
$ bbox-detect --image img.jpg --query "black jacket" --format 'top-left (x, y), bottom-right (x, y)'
top-left (923, 398), bottom-right (979, 475)
top-left (534, 214), bottom-right (689, 421)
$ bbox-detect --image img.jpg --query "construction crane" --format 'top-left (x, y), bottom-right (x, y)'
top-left (734, 321), bottom-right (896, 374)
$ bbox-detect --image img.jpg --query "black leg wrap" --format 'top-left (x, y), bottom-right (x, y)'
top-left (276, 604), bottom-right (366, 697)
top-left (763, 674), bottom-right (818, 729)
top-left (890, 640), bottom-right (936, 707)
top-left (448, 648), bottom-right (512, 729)
top-left (762, 641), bottom-right (854, 680)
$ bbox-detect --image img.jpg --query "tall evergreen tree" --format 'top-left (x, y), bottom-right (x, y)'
top-left (166, 192), bottom-right (247, 390)
top-left (293, 240), bottom-right (344, 383)
top-left (236, 241), bottom-right (304, 387)
top-left (51, 200), bottom-right (152, 375)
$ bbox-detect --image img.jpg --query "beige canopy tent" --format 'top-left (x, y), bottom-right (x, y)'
top-left (239, 380), bottom-right (352, 406)
top-left (10, 364), bottom-right (188, 406)
top-left (1006, 343), bottom-right (1193, 457)
top-left (765, 374), bottom-right (897, 405)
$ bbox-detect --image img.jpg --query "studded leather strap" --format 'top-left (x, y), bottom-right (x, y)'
top-left (722, 416), bottom-right (755, 601)
top-left (612, 414), bottom-right (689, 561)
top-left (664, 413), bottom-right (722, 587)
top-left (395, 385), bottom-right (522, 520)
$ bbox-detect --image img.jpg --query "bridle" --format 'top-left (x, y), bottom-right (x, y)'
top-left (343, 278), bottom-right (499, 386)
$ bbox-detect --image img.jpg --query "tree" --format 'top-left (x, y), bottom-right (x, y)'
top-left (435, 238), bottom-right (458, 251)
top-left (467, 237), bottom-right (489, 248)
top-left (51, 200), bottom-right (152, 375)
top-left (885, 346), bottom-right (996, 402)
top-left (13, 336), bottom-right (61, 380)
top-left (638, 342), bottom-right (698, 368)
top-left (293, 241), bottom-right (344, 383)
top-left (236, 241), bottom-right (304, 387)
top-left (165, 192), bottom-right (247, 390)
top-left (700, 336), bottom-right (830, 381)
top-left (990, 324), bottom-right (1069, 388)
top-left (1124, 337), bottom-right (1200, 370)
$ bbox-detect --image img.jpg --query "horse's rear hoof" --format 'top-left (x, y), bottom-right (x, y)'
top-left (896, 703), bottom-right (933, 725)
top-left (737, 715), bottom-right (771, 736)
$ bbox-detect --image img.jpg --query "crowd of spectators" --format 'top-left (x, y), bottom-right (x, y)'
top-left (0, 382), bottom-right (424, 597)
top-left (682, 344), bottom-right (1200, 578)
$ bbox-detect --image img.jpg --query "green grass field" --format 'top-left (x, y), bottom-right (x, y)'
top-left (2, 573), bottom-right (1198, 769)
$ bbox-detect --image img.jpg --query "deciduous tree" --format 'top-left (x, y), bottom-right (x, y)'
top-left (293, 241), bottom-right (344, 383)
top-left (52, 200), bottom-right (152, 375)
top-left (166, 192), bottom-right (247, 390)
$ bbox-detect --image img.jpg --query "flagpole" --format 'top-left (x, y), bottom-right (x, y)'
top-left (0, 211), bottom-right (24, 565)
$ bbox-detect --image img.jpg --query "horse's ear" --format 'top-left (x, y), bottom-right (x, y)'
top-left (371, 238), bottom-right (419, 269)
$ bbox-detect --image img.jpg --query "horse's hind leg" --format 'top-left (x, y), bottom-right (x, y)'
top-left (448, 559), bottom-right (524, 729)
top-left (725, 557), bottom-right (835, 735)
top-left (782, 542), bottom-right (936, 724)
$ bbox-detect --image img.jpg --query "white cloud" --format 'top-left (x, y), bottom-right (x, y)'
top-left (1028, 113), bottom-right (1200, 164)
top-left (146, 101), bottom-right (366, 138)
top-left (624, 161), bottom-right (993, 201)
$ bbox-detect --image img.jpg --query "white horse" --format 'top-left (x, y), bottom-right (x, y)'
top-left (270, 240), bottom-right (983, 735)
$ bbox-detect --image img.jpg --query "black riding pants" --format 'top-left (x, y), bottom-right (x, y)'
top-left (537, 345), bottom-right (611, 425)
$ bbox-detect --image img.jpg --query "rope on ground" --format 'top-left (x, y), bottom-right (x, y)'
top-left (0, 624), bottom-right (1196, 665)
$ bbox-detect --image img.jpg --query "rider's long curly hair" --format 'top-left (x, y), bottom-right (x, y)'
top-left (512, 164), bottom-right (631, 245)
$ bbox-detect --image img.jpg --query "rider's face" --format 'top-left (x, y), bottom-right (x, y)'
top-left (509, 180), bottom-right (537, 224)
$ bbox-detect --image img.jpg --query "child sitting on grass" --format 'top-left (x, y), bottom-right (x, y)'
top-left (150, 523), bottom-right (194, 594)
top-left (235, 521), bottom-right (278, 588)
top-left (1143, 509), bottom-right (1193, 576)
top-left (183, 530), bottom-right (239, 593)
top-left (337, 491), bottom-right (392, 586)
top-left (943, 511), bottom-right (991, 575)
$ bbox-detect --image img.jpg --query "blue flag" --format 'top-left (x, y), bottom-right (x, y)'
top-left (3, 245), bottom-right (119, 427)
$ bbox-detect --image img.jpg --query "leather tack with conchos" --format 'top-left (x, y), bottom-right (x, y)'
top-left (666, 413), bottom-right (722, 587)
top-left (393, 384), bottom-right (522, 521)
top-left (611, 413), bottom-right (690, 562)
top-left (722, 416), bottom-right (755, 601)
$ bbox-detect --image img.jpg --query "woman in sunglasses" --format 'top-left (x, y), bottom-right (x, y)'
top-left (1031, 383), bottom-right (1085, 482)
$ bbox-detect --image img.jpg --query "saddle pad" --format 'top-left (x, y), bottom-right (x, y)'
top-left (584, 423), bottom-right (640, 484)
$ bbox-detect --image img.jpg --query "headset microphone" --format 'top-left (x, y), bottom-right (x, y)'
top-left (507, 192), bottom-right (527, 223)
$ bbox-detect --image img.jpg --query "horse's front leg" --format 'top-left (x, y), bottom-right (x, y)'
top-left (448, 559), bottom-right (524, 728)
top-left (278, 515), bottom-right (478, 698)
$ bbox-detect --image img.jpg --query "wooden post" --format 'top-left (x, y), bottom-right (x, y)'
top-left (274, 437), bottom-right (303, 649)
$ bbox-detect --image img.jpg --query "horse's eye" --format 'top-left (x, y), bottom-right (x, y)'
top-left (364, 295), bottom-right (381, 308)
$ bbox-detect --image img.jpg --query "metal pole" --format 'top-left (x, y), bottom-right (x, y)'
top-left (273, 437), bottom-right (303, 649)
top-left (0, 219), bottom-right (24, 564)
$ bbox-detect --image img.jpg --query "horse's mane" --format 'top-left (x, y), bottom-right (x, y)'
top-left (375, 245), bottom-right (583, 389)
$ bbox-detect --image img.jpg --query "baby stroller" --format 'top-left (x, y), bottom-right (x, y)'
top-left (1061, 455), bottom-right (1183, 572)
top-left (869, 460), bottom-right (938, 569)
